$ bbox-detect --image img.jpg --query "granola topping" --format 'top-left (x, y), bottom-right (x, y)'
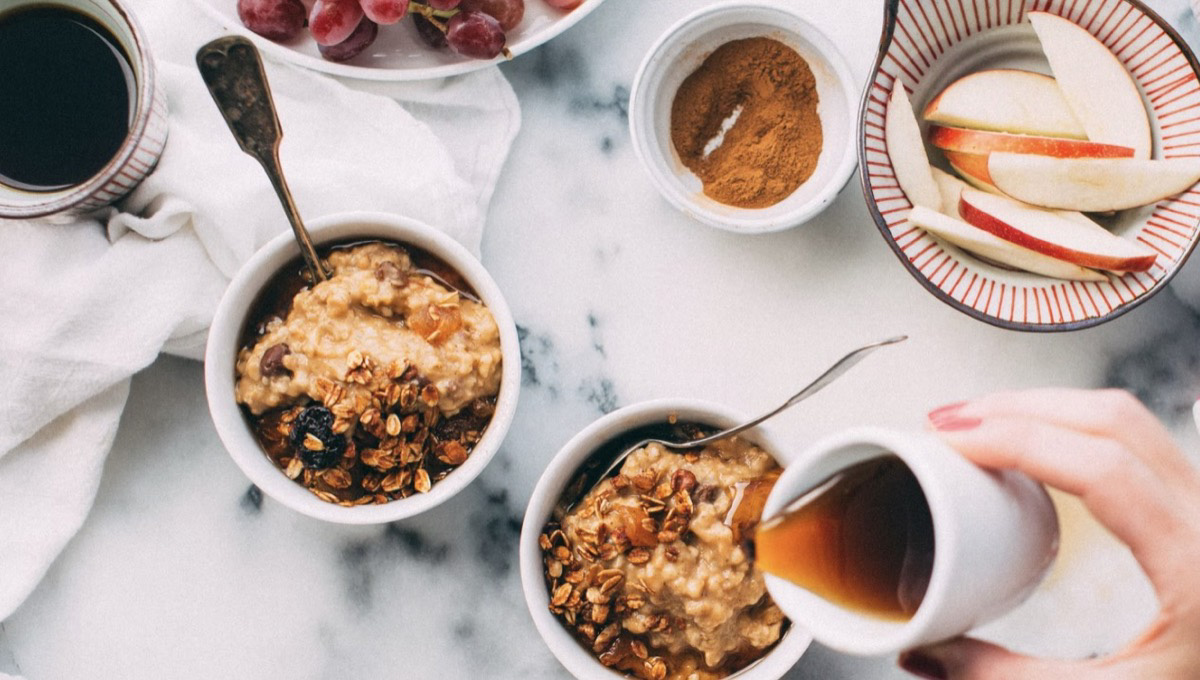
top-left (541, 432), bottom-right (786, 680)
top-left (234, 241), bottom-right (503, 504)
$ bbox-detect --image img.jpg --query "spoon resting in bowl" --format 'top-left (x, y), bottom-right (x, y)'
top-left (558, 335), bottom-right (908, 512)
top-left (196, 36), bottom-right (328, 283)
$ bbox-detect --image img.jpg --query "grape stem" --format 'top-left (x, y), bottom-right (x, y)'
top-left (411, 1), bottom-right (513, 61)
top-left (410, 2), bottom-right (459, 21)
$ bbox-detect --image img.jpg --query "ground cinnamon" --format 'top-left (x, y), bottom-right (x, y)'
top-left (670, 37), bottom-right (822, 209)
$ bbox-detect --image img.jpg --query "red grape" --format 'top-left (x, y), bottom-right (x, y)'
top-left (445, 10), bottom-right (505, 59)
top-left (426, 0), bottom-right (461, 9)
top-left (238, 0), bottom-right (306, 41)
top-left (361, 0), bottom-right (409, 24)
top-left (460, 0), bottom-right (523, 32)
top-left (309, 0), bottom-right (364, 45)
top-left (542, 0), bottom-right (582, 9)
top-left (413, 14), bottom-right (448, 48)
top-left (318, 18), bottom-right (378, 61)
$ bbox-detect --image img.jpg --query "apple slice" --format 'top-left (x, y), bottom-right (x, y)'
top-left (923, 69), bottom-right (1086, 139)
top-left (988, 153), bottom-right (1200, 211)
top-left (942, 150), bottom-right (997, 191)
top-left (930, 167), bottom-right (968, 208)
top-left (925, 169), bottom-right (1106, 280)
top-left (939, 163), bottom-right (1129, 245)
top-left (886, 84), bottom-right (941, 211)
top-left (929, 126), bottom-right (1134, 158)
top-left (1028, 11), bottom-right (1151, 159)
top-left (909, 206), bottom-right (1107, 281)
top-left (958, 187), bottom-right (1157, 271)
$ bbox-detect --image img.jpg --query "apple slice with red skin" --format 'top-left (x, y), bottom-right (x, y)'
top-left (923, 69), bottom-right (1086, 139)
top-left (942, 150), bottom-right (997, 191)
top-left (958, 187), bottom-right (1157, 272)
top-left (1028, 11), bottom-right (1151, 160)
top-left (938, 161), bottom-right (1117, 222)
top-left (909, 206), bottom-right (1108, 281)
top-left (988, 153), bottom-right (1200, 212)
top-left (926, 168), bottom-right (1106, 280)
top-left (929, 126), bottom-right (1134, 159)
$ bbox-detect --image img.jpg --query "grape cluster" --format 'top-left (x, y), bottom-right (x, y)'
top-left (238, 0), bottom-right (579, 64)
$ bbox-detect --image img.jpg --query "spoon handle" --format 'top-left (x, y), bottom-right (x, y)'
top-left (683, 335), bottom-right (909, 448)
top-left (196, 36), bottom-right (328, 282)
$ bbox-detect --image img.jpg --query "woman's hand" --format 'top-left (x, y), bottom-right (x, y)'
top-left (898, 388), bottom-right (1200, 680)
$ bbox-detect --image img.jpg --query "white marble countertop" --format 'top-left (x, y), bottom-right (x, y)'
top-left (5, 0), bottom-right (1200, 678)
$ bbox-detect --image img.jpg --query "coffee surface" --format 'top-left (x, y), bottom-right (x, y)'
top-left (0, 6), bottom-right (134, 191)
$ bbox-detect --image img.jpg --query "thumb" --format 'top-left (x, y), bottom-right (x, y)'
top-left (898, 637), bottom-right (1093, 680)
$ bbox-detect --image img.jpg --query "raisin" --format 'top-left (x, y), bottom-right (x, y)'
top-left (260, 343), bottom-right (291, 377)
top-left (288, 405), bottom-right (346, 468)
top-left (671, 469), bottom-right (697, 493)
top-left (375, 261), bottom-right (407, 285)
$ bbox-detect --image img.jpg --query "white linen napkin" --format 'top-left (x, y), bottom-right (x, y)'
top-left (0, 0), bottom-right (520, 621)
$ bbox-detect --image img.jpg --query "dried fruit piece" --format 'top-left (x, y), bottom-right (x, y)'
top-left (259, 343), bottom-right (291, 377)
top-left (436, 440), bottom-right (469, 465)
top-left (671, 469), bottom-right (696, 493)
top-left (289, 405), bottom-right (346, 468)
top-left (611, 505), bottom-right (658, 548)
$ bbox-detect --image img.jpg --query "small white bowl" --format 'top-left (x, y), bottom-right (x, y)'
top-left (519, 399), bottom-right (812, 679)
top-left (204, 212), bottom-right (521, 524)
top-left (629, 2), bottom-right (858, 233)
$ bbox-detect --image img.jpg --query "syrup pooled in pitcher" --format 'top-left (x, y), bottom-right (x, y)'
top-left (754, 455), bottom-right (935, 621)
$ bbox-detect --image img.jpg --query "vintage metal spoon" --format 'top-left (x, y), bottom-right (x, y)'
top-left (557, 335), bottom-right (907, 514)
top-left (196, 36), bottom-right (328, 282)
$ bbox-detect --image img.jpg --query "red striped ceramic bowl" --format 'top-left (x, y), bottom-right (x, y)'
top-left (860, 0), bottom-right (1200, 330)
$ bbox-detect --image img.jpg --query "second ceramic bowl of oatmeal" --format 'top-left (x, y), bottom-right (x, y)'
top-left (205, 212), bottom-right (520, 524)
top-left (519, 399), bottom-right (811, 679)
top-left (629, 2), bottom-right (858, 233)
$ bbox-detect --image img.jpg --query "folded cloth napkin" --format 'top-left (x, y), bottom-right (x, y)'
top-left (0, 0), bottom-right (520, 622)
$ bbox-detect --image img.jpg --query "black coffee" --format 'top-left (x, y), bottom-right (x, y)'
top-left (0, 6), bottom-right (135, 191)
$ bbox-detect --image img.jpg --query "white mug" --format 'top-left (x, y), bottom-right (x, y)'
top-left (0, 0), bottom-right (167, 219)
top-left (760, 426), bottom-right (1059, 656)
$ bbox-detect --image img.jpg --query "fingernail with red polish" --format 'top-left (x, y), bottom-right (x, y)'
top-left (931, 415), bottom-right (982, 432)
top-left (928, 402), bottom-right (967, 422)
top-left (899, 650), bottom-right (948, 680)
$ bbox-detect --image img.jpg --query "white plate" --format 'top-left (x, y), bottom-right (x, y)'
top-left (190, 0), bottom-right (606, 81)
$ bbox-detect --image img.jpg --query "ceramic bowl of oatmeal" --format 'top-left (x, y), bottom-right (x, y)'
top-left (519, 399), bottom-right (812, 679)
top-left (205, 212), bottom-right (520, 524)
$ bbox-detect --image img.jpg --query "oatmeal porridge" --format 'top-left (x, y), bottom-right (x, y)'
top-left (234, 241), bottom-right (503, 505)
top-left (539, 428), bottom-right (786, 680)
